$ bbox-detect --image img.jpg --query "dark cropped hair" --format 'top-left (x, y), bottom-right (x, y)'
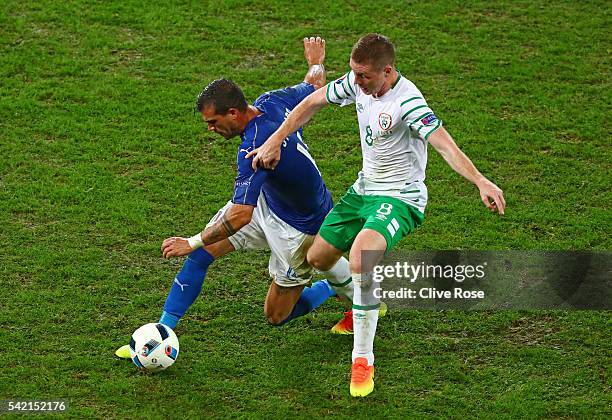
top-left (351, 33), bottom-right (395, 70)
top-left (195, 79), bottom-right (248, 115)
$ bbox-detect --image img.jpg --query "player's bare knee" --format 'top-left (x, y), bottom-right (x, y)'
top-left (264, 309), bottom-right (287, 326)
top-left (306, 249), bottom-right (333, 271)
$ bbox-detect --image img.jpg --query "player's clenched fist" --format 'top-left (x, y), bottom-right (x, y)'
top-left (161, 237), bottom-right (192, 258)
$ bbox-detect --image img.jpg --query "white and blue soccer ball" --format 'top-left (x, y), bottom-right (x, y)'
top-left (129, 323), bottom-right (179, 372)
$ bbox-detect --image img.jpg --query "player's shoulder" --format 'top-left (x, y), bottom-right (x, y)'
top-left (395, 77), bottom-right (427, 106)
top-left (333, 70), bottom-right (351, 83)
top-left (241, 114), bottom-right (278, 149)
top-left (258, 83), bottom-right (313, 104)
top-left (254, 90), bottom-right (288, 116)
top-left (396, 76), bottom-right (422, 95)
top-left (253, 91), bottom-right (274, 110)
top-left (333, 71), bottom-right (357, 90)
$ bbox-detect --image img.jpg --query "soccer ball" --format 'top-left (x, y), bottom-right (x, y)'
top-left (129, 323), bottom-right (179, 371)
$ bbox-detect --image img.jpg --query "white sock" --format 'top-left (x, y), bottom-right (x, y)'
top-left (352, 272), bottom-right (380, 366)
top-left (322, 257), bottom-right (354, 301)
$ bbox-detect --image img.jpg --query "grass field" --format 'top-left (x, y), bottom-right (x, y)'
top-left (1, 0), bottom-right (610, 418)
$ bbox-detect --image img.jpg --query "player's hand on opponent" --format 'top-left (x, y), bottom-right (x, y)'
top-left (304, 36), bottom-right (325, 66)
top-left (247, 36), bottom-right (326, 170)
top-left (161, 237), bottom-right (192, 258)
top-left (246, 134), bottom-right (283, 170)
top-left (477, 179), bottom-right (506, 215)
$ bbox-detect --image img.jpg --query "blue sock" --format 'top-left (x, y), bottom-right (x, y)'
top-left (160, 248), bottom-right (215, 329)
top-left (277, 279), bottom-right (336, 326)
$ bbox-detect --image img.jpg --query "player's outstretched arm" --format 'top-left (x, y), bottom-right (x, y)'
top-left (246, 87), bottom-right (328, 170)
top-left (161, 204), bottom-right (254, 258)
top-left (303, 36), bottom-right (326, 89)
top-left (428, 127), bottom-right (506, 215)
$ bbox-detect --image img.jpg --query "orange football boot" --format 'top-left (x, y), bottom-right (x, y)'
top-left (350, 357), bottom-right (375, 397)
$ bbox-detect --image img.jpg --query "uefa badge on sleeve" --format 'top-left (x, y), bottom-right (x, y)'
top-left (421, 114), bottom-right (437, 126)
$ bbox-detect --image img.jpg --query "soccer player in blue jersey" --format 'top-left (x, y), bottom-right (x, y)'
top-left (116, 37), bottom-right (354, 359)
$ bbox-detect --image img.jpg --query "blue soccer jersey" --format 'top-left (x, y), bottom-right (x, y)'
top-left (232, 82), bottom-right (333, 235)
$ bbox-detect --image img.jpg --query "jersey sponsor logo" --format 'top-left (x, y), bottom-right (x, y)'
top-left (421, 114), bottom-right (438, 125)
top-left (239, 147), bottom-right (253, 154)
top-left (378, 113), bottom-right (392, 130)
top-left (356, 103), bottom-right (364, 113)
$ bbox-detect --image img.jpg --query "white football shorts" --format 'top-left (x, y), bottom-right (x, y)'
top-left (206, 194), bottom-right (315, 287)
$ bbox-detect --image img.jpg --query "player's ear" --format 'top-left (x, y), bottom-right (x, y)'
top-left (227, 108), bottom-right (240, 119)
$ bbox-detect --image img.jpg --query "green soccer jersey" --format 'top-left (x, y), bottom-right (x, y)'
top-left (326, 71), bottom-right (442, 213)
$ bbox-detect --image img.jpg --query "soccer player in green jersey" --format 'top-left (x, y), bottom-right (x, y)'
top-left (248, 33), bottom-right (506, 397)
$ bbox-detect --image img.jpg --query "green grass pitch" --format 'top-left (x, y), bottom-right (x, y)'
top-left (0, 0), bottom-right (610, 418)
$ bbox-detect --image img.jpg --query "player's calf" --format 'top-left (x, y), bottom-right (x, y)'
top-left (264, 280), bottom-right (336, 326)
